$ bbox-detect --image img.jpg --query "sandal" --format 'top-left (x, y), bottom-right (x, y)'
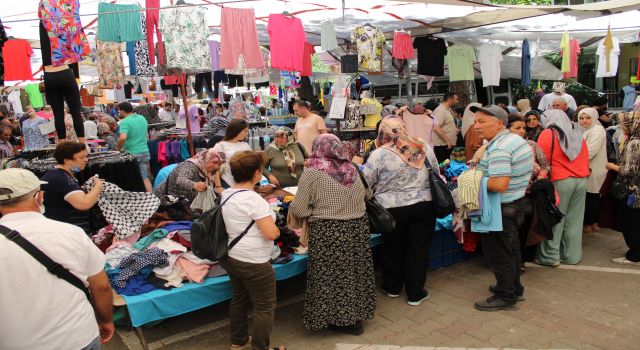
top-left (229, 336), bottom-right (251, 350)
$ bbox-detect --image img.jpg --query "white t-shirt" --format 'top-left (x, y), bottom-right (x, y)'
top-left (221, 189), bottom-right (276, 263)
top-left (8, 90), bottom-right (23, 114)
top-left (538, 92), bottom-right (578, 112)
top-left (478, 44), bottom-right (503, 87)
top-left (595, 37), bottom-right (620, 78)
top-left (0, 212), bottom-right (106, 350)
top-left (83, 120), bottom-right (98, 139)
top-left (213, 141), bottom-right (252, 186)
top-left (158, 109), bottom-right (174, 122)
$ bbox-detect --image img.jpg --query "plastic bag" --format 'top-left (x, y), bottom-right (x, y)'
top-left (190, 188), bottom-right (216, 212)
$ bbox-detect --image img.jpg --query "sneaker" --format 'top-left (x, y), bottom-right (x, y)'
top-left (488, 285), bottom-right (525, 302)
top-left (534, 259), bottom-right (560, 267)
top-left (328, 321), bottom-right (364, 336)
top-left (381, 288), bottom-right (400, 298)
top-left (407, 291), bottom-right (430, 306)
top-left (474, 296), bottom-right (518, 312)
top-left (611, 257), bottom-right (640, 266)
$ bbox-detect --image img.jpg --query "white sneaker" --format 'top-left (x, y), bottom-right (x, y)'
top-left (611, 257), bottom-right (640, 266)
top-left (407, 292), bottom-right (430, 306)
top-left (382, 289), bottom-right (400, 298)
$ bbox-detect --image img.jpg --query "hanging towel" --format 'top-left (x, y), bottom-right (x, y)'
top-left (470, 177), bottom-right (503, 233)
top-left (85, 177), bottom-right (161, 240)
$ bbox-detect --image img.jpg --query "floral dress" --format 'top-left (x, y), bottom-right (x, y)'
top-left (159, 7), bottom-right (211, 73)
top-left (351, 26), bottom-right (385, 72)
top-left (38, 0), bottom-right (91, 67)
top-left (22, 118), bottom-right (51, 150)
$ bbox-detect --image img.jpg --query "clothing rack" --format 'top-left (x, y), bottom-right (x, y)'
top-left (148, 122), bottom-right (176, 131)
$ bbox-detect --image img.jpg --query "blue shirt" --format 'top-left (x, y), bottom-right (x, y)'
top-left (622, 85), bottom-right (636, 111)
top-left (477, 130), bottom-right (533, 203)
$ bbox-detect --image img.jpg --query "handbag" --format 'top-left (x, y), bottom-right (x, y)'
top-left (353, 164), bottom-right (396, 234)
top-left (425, 159), bottom-right (455, 218)
top-left (609, 178), bottom-right (629, 201)
top-left (0, 225), bottom-right (91, 300)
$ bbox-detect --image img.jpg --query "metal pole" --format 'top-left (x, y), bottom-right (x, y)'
top-left (179, 74), bottom-right (195, 156)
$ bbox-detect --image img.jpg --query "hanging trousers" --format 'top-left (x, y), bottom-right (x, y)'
top-left (383, 201), bottom-right (436, 302)
top-left (219, 8), bottom-right (263, 69)
top-left (618, 201), bottom-right (640, 262)
top-left (44, 68), bottom-right (84, 139)
top-left (480, 198), bottom-right (525, 303)
top-left (145, 0), bottom-right (163, 65)
top-left (194, 73), bottom-right (213, 97)
top-left (538, 177), bottom-right (587, 265)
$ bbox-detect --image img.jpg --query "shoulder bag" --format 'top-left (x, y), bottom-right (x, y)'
top-left (425, 159), bottom-right (455, 218)
top-left (0, 225), bottom-right (91, 300)
top-left (353, 164), bottom-right (396, 234)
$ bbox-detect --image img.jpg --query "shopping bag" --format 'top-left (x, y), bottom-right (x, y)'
top-left (190, 188), bottom-right (216, 212)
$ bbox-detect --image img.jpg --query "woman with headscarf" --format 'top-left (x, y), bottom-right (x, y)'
top-left (363, 117), bottom-right (440, 306)
top-left (578, 108), bottom-right (607, 234)
top-left (536, 109), bottom-right (590, 266)
top-left (524, 110), bottom-right (544, 142)
top-left (517, 98), bottom-right (532, 114)
top-left (154, 149), bottom-right (225, 202)
top-left (263, 126), bottom-right (308, 187)
top-left (290, 134), bottom-right (375, 335)
top-left (462, 102), bottom-right (483, 162)
top-left (606, 112), bottom-right (640, 265)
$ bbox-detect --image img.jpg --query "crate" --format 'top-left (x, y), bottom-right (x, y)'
top-left (428, 230), bottom-right (470, 270)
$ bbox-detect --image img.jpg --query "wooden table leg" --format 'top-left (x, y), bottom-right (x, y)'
top-left (134, 327), bottom-right (150, 350)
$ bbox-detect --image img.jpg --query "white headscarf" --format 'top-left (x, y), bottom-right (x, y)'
top-left (461, 102), bottom-right (482, 138)
top-left (543, 109), bottom-right (584, 161)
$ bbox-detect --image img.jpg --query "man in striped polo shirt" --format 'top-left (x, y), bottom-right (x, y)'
top-left (470, 105), bottom-right (533, 311)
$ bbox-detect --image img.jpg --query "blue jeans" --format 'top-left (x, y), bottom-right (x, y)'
top-left (80, 336), bottom-right (100, 350)
top-left (134, 152), bottom-right (151, 180)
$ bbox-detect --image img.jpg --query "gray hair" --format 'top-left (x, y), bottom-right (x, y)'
top-left (103, 116), bottom-right (117, 125)
top-left (553, 97), bottom-right (568, 105)
top-left (0, 189), bottom-right (38, 208)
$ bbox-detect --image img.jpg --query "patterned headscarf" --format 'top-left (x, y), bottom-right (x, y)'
top-left (187, 149), bottom-right (225, 183)
top-left (378, 116), bottom-right (426, 169)
top-left (270, 126), bottom-right (299, 179)
top-left (619, 112), bottom-right (640, 180)
top-left (306, 134), bottom-right (357, 187)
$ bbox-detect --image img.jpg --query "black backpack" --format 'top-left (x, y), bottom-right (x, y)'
top-left (191, 190), bottom-right (255, 261)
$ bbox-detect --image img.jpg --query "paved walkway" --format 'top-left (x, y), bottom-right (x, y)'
top-left (105, 228), bottom-right (640, 350)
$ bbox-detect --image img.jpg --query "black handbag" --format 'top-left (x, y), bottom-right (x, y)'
top-left (425, 159), bottom-right (455, 218)
top-left (609, 178), bottom-right (629, 201)
top-left (353, 164), bottom-right (396, 234)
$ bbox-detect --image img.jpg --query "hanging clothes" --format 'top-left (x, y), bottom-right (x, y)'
top-left (159, 6), bottom-right (211, 72)
top-left (220, 7), bottom-right (263, 70)
top-left (413, 36), bottom-right (447, 76)
top-left (477, 43), bottom-right (502, 87)
top-left (351, 25), bottom-right (385, 72)
top-left (360, 97), bottom-right (382, 128)
top-left (444, 44), bottom-right (476, 82)
top-left (145, 0), bottom-right (163, 65)
top-left (25, 84), bottom-right (44, 108)
top-left (521, 39), bottom-right (531, 86)
top-left (38, 0), bottom-right (91, 68)
top-left (301, 43), bottom-right (315, 77)
top-left (129, 11), bottom-right (156, 77)
top-left (559, 32), bottom-right (571, 74)
top-left (321, 20), bottom-right (338, 52)
top-left (341, 54), bottom-right (358, 73)
top-left (97, 2), bottom-right (144, 43)
top-left (0, 18), bottom-right (8, 86)
top-left (2, 40), bottom-right (33, 81)
top-left (596, 32), bottom-right (620, 78)
top-left (208, 40), bottom-right (221, 71)
top-left (392, 31), bottom-right (414, 59)
top-left (177, 104), bottom-right (201, 133)
top-left (268, 14), bottom-right (307, 72)
top-left (96, 40), bottom-right (126, 89)
top-left (561, 37), bottom-right (581, 79)
top-left (244, 47), bottom-right (271, 84)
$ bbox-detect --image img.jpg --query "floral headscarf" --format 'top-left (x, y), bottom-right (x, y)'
top-left (306, 134), bottom-right (357, 187)
top-left (270, 126), bottom-right (299, 179)
top-left (186, 149), bottom-right (225, 183)
top-left (619, 112), bottom-right (640, 181)
top-left (378, 116), bottom-right (426, 169)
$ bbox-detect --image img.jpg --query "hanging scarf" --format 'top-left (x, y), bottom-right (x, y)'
top-left (619, 112), bottom-right (640, 179)
top-left (378, 116), bottom-right (426, 170)
top-left (604, 25), bottom-right (614, 73)
top-left (186, 149), bottom-right (225, 184)
top-left (269, 126), bottom-right (298, 179)
top-left (306, 134), bottom-right (357, 187)
top-left (461, 102), bottom-right (482, 138)
top-left (542, 109), bottom-right (584, 161)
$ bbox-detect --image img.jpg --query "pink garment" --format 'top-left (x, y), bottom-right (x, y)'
top-left (562, 38), bottom-right (581, 79)
top-left (158, 141), bottom-right (168, 167)
top-left (392, 31), bottom-right (414, 59)
top-left (36, 111), bottom-right (54, 120)
top-left (145, 0), bottom-right (163, 65)
top-left (176, 256), bottom-right (209, 283)
top-left (301, 42), bottom-right (315, 77)
top-left (219, 7), bottom-right (263, 69)
top-left (164, 75), bottom-right (180, 85)
top-left (268, 14), bottom-right (306, 72)
top-left (402, 111), bottom-right (435, 146)
top-left (420, 75), bottom-right (435, 90)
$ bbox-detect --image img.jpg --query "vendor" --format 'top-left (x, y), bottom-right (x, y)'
top-left (263, 127), bottom-right (308, 187)
top-left (40, 142), bottom-right (104, 233)
top-left (154, 149), bottom-right (225, 201)
top-left (212, 119), bottom-right (251, 192)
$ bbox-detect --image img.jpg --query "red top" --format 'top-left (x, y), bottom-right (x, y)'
top-left (301, 42), bottom-right (315, 77)
top-left (537, 128), bottom-right (590, 182)
top-left (2, 39), bottom-right (33, 81)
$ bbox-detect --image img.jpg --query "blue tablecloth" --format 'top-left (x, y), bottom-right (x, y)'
top-left (122, 234), bottom-right (382, 327)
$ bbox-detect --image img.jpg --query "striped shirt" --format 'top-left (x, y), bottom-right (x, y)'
top-left (477, 130), bottom-right (533, 203)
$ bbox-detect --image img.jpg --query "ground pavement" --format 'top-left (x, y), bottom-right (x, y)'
top-left (105, 227), bottom-right (640, 350)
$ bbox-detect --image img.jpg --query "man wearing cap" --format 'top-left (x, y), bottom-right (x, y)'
top-left (538, 86), bottom-right (577, 112)
top-left (0, 169), bottom-right (114, 349)
top-left (470, 105), bottom-right (533, 311)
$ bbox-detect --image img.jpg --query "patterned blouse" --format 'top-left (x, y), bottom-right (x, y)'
top-left (351, 26), bottom-right (385, 72)
top-left (22, 118), bottom-right (51, 150)
top-left (363, 147), bottom-right (440, 209)
top-left (153, 162), bottom-right (204, 202)
top-left (38, 0), bottom-right (91, 67)
top-left (159, 7), bottom-right (211, 73)
top-left (290, 168), bottom-right (366, 222)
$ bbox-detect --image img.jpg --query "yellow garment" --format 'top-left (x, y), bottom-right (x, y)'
top-left (360, 97), bottom-right (382, 127)
top-left (604, 26), bottom-right (614, 73)
top-left (457, 168), bottom-right (483, 218)
top-left (559, 32), bottom-right (571, 73)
